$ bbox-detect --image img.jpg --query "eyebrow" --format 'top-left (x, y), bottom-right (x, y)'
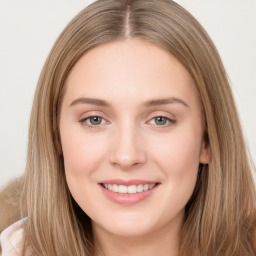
top-left (143, 97), bottom-right (189, 108)
top-left (70, 97), bottom-right (111, 107)
top-left (69, 97), bottom-right (189, 108)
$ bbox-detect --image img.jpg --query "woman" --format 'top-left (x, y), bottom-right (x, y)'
top-left (1, 0), bottom-right (256, 255)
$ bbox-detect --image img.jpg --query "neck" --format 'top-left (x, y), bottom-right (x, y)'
top-left (92, 215), bottom-right (183, 256)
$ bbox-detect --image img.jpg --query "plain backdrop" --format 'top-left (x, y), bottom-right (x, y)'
top-left (0, 0), bottom-right (256, 189)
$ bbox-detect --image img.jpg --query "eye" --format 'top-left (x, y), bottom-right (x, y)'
top-left (80, 116), bottom-right (107, 127)
top-left (148, 116), bottom-right (176, 126)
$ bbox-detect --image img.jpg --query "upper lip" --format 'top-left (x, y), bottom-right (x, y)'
top-left (99, 179), bottom-right (159, 186)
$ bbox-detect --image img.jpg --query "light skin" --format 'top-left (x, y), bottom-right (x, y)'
top-left (59, 38), bottom-right (209, 256)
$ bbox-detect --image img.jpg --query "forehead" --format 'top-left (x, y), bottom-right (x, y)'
top-left (63, 38), bottom-right (199, 108)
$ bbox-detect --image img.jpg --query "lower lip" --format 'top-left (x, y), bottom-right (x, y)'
top-left (99, 184), bottom-right (159, 205)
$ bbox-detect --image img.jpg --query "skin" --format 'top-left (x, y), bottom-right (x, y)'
top-left (59, 38), bottom-right (209, 256)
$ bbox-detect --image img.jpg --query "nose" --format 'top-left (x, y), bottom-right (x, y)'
top-left (109, 123), bottom-right (146, 170)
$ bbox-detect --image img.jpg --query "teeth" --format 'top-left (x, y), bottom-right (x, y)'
top-left (119, 185), bottom-right (128, 193)
top-left (113, 184), bottom-right (118, 192)
top-left (143, 184), bottom-right (149, 191)
top-left (137, 184), bottom-right (144, 193)
top-left (149, 184), bottom-right (155, 189)
top-left (128, 185), bottom-right (136, 194)
top-left (103, 183), bottom-right (157, 193)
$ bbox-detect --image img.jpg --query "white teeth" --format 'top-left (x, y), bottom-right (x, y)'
top-left (149, 184), bottom-right (155, 189)
top-left (119, 185), bottom-right (128, 193)
top-left (113, 184), bottom-right (119, 192)
top-left (137, 184), bottom-right (144, 193)
top-left (128, 185), bottom-right (136, 194)
top-left (143, 184), bottom-right (149, 191)
top-left (103, 183), bottom-right (157, 193)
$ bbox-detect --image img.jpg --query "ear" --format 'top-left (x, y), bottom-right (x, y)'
top-left (199, 137), bottom-right (210, 164)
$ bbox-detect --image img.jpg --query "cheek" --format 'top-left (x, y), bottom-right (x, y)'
top-left (60, 127), bottom-right (108, 212)
top-left (61, 128), bottom-right (107, 175)
top-left (152, 131), bottom-right (202, 173)
top-left (146, 131), bottom-right (201, 220)
top-left (148, 127), bottom-right (202, 203)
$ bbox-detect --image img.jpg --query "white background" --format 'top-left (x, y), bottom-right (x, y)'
top-left (0, 0), bottom-right (255, 189)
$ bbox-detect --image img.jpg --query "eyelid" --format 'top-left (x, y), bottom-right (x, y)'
top-left (79, 116), bottom-right (109, 129)
top-left (147, 116), bottom-right (176, 126)
top-left (147, 110), bottom-right (176, 118)
top-left (146, 112), bottom-right (177, 128)
top-left (79, 110), bottom-right (109, 120)
top-left (78, 111), bottom-right (110, 128)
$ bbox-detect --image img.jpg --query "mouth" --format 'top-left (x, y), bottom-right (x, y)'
top-left (101, 183), bottom-right (158, 194)
top-left (99, 180), bottom-right (160, 205)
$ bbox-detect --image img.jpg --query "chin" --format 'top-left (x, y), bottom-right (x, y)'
top-left (92, 212), bottom-right (161, 238)
top-left (103, 223), bottom-right (153, 238)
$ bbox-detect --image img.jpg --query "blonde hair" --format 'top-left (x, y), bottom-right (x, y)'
top-left (18, 0), bottom-right (256, 255)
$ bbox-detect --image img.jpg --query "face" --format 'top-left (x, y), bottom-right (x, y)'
top-left (59, 39), bottom-right (209, 239)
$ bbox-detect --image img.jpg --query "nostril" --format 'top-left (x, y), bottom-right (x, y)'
top-left (109, 152), bottom-right (147, 170)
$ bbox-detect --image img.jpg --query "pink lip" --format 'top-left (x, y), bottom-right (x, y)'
top-left (98, 179), bottom-right (160, 205)
top-left (99, 179), bottom-right (157, 186)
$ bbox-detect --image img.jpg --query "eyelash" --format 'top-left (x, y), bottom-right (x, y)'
top-left (147, 116), bottom-right (176, 127)
top-left (79, 116), bottom-right (108, 129)
top-left (79, 115), bottom-right (176, 129)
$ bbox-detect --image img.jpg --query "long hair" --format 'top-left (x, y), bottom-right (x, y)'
top-left (20, 0), bottom-right (256, 255)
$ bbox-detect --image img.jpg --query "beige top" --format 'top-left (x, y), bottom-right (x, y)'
top-left (0, 219), bottom-right (26, 256)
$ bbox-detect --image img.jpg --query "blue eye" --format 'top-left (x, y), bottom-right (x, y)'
top-left (88, 116), bottom-right (103, 125)
top-left (154, 116), bottom-right (168, 125)
top-left (149, 116), bottom-right (176, 126)
top-left (80, 116), bottom-right (107, 126)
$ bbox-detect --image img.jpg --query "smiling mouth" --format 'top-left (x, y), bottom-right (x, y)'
top-left (99, 181), bottom-right (160, 205)
top-left (101, 183), bottom-right (159, 194)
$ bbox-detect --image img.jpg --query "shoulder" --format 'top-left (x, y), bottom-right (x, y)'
top-left (0, 218), bottom-right (26, 256)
